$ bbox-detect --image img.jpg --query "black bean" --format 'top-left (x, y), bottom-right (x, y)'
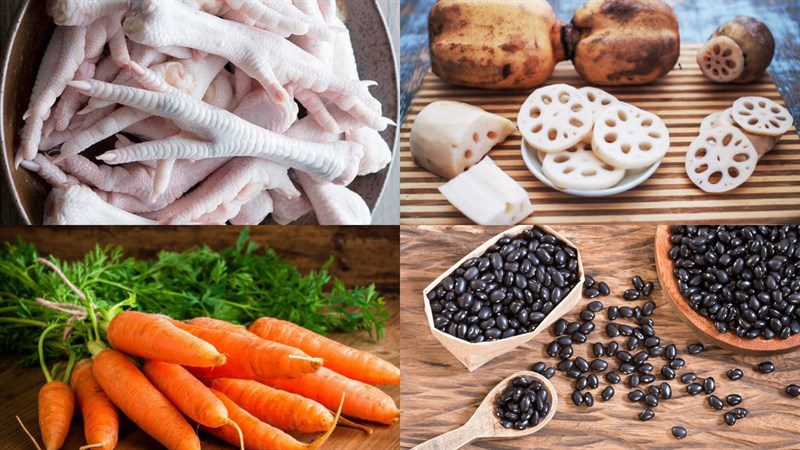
top-left (552, 318), bottom-right (567, 336)
top-left (660, 382), bottom-right (672, 399)
top-left (626, 336), bottom-right (639, 351)
top-left (593, 342), bottom-right (605, 357)
top-left (566, 322), bottom-right (581, 334)
top-left (647, 386), bottom-right (660, 397)
top-left (572, 390), bottom-right (584, 406)
top-left (644, 337), bottom-right (660, 348)
top-left (584, 275), bottom-right (596, 288)
top-left (732, 407), bottom-right (748, 418)
top-left (639, 409), bottom-right (655, 421)
top-left (661, 365), bottom-right (676, 380)
top-left (672, 426), bottom-right (687, 439)
top-left (703, 377), bottom-right (716, 394)
top-left (542, 368), bottom-right (556, 379)
top-left (787, 384), bottom-right (800, 397)
top-left (601, 386), bottom-right (615, 401)
top-left (572, 332), bottom-right (587, 344)
top-left (649, 346), bottom-right (665, 357)
top-left (632, 275), bottom-right (644, 291)
top-left (598, 282), bottom-right (610, 296)
top-left (583, 392), bottom-right (594, 407)
top-left (619, 363), bottom-right (635, 375)
top-left (633, 351), bottom-right (649, 365)
top-left (688, 343), bottom-right (704, 354)
top-left (616, 351), bottom-right (633, 363)
top-left (580, 310), bottom-right (595, 321)
top-left (642, 282), bottom-right (654, 297)
top-left (547, 341), bottom-right (560, 357)
top-left (575, 377), bottom-right (588, 391)
top-left (707, 395), bottom-right (724, 410)
top-left (681, 373), bottom-right (698, 384)
top-left (574, 357), bottom-right (590, 372)
top-left (590, 359), bottom-right (608, 371)
top-left (757, 361), bottom-right (775, 374)
top-left (623, 289), bottom-right (640, 301)
top-left (607, 306), bottom-right (619, 320)
top-left (606, 323), bottom-right (620, 337)
top-left (723, 411), bottom-right (736, 426)
top-left (557, 336), bottom-right (573, 346)
top-left (665, 344), bottom-right (677, 361)
top-left (587, 301), bottom-right (604, 312)
top-left (686, 383), bottom-right (704, 395)
top-left (726, 394), bottom-right (742, 406)
top-left (619, 325), bottom-right (634, 336)
top-left (566, 368), bottom-right (582, 378)
top-left (531, 362), bottom-right (547, 374)
top-left (642, 301), bottom-right (656, 316)
top-left (579, 321), bottom-right (595, 335)
top-left (670, 358), bottom-right (685, 370)
top-left (628, 390), bottom-right (645, 402)
top-left (727, 368), bottom-right (744, 380)
top-left (644, 394), bottom-right (659, 407)
top-left (629, 374), bottom-right (641, 387)
top-left (640, 374), bottom-right (656, 384)
top-left (583, 288), bottom-right (600, 298)
top-left (638, 363), bottom-right (653, 374)
top-left (606, 372), bottom-right (621, 384)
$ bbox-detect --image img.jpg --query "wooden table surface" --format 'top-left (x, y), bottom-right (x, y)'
top-left (0, 0), bottom-right (400, 225)
top-left (400, 0), bottom-right (800, 123)
top-left (400, 225), bottom-right (800, 449)
top-left (0, 226), bottom-right (400, 449)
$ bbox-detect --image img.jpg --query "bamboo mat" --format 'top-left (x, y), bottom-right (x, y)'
top-left (400, 44), bottom-right (800, 225)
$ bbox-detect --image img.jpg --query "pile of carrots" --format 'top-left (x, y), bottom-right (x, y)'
top-left (26, 311), bottom-right (400, 450)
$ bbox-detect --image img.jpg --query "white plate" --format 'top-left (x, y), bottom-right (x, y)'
top-left (521, 140), bottom-right (661, 197)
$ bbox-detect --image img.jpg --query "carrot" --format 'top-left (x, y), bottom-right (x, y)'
top-left (91, 349), bottom-right (200, 450)
top-left (186, 317), bottom-right (255, 337)
top-left (202, 389), bottom-right (341, 450)
top-left (174, 321), bottom-right (322, 379)
top-left (38, 381), bottom-right (75, 450)
top-left (211, 378), bottom-right (335, 433)
top-left (107, 311), bottom-right (225, 367)
top-left (142, 361), bottom-right (244, 450)
top-left (249, 317), bottom-right (400, 385)
top-left (262, 368), bottom-right (399, 425)
top-left (70, 359), bottom-right (119, 450)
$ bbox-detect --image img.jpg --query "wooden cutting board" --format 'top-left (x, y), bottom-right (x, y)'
top-left (0, 227), bottom-right (399, 450)
top-left (400, 225), bottom-right (800, 449)
top-left (400, 44), bottom-right (800, 224)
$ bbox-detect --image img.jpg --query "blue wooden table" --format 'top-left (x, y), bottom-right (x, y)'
top-left (401, 0), bottom-right (800, 124)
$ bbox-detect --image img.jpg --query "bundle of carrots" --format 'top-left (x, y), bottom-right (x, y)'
top-left (25, 310), bottom-right (400, 450)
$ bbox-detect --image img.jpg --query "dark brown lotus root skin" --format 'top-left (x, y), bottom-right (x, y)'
top-left (569, 0), bottom-right (680, 86)
top-left (710, 16), bottom-right (775, 83)
top-left (428, 0), bottom-right (565, 89)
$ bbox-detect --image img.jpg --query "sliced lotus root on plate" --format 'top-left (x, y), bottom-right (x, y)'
top-left (696, 36), bottom-right (745, 83)
top-left (542, 141), bottom-right (625, 190)
top-left (578, 86), bottom-right (619, 120)
top-left (731, 96), bottom-right (793, 136)
top-left (518, 84), bottom-right (593, 153)
top-left (715, 107), bottom-right (778, 157)
top-left (700, 111), bottom-right (723, 132)
top-left (685, 126), bottom-right (758, 193)
top-left (591, 103), bottom-right (670, 170)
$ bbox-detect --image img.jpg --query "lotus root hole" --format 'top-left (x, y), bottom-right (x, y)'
top-left (542, 95), bottom-right (552, 105)
top-left (563, 167), bottom-right (575, 174)
top-left (648, 131), bottom-right (661, 138)
top-left (706, 136), bottom-right (717, 145)
top-left (759, 101), bottom-right (766, 108)
top-left (696, 164), bottom-right (709, 174)
top-left (487, 131), bottom-right (497, 139)
top-left (569, 118), bottom-right (583, 128)
top-left (602, 163), bottom-right (615, 171)
top-left (606, 119), bottom-right (617, 127)
top-left (771, 107), bottom-right (780, 113)
top-left (618, 110), bottom-right (628, 121)
top-left (601, 99), bottom-right (611, 105)
top-left (558, 93), bottom-right (570, 103)
top-left (639, 142), bottom-right (653, 151)
top-left (696, 148), bottom-right (707, 158)
top-left (740, 110), bottom-right (751, 116)
top-left (547, 128), bottom-right (557, 141)
top-left (722, 48), bottom-right (733, 57)
top-left (748, 118), bottom-right (758, 125)
top-left (725, 60), bottom-right (736, 68)
top-left (769, 119), bottom-right (780, 127)
top-left (530, 107), bottom-right (541, 119)
top-left (713, 44), bottom-right (721, 54)
top-left (472, 133), bottom-right (479, 143)
top-left (571, 103), bottom-right (583, 112)
top-left (708, 171), bottom-right (723, 184)
top-left (465, 149), bottom-right (473, 158)
top-left (728, 167), bottom-right (739, 178)
top-left (722, 134), bottom-right (733, 146)
top-left (641, 118), bottom-right (653, 127)
top-left (722, 68), bottom-right (729, 76)
top-left (744, 102), bottom-right (754, 110)
top-left (532, 123), bottom-right (543, 133)
top-left (554, 155), bottom-right (570, 163)
top-left (621, 143), bottom-right (632, 154)
top-left (587, 92), bottom-right (596, 101)
top-left (733, 153), bottom-right (750, 162)
top-left (604, 133), bottom-right (618, 144)
top-left (581, 169), bottom-right (597, 176)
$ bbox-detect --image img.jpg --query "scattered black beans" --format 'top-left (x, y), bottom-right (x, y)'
top-left (660, 383), bottom-right (672, 399)
top-left (632, 276), bottom-right (644, 291)
top-left (598, 282), bottom-right (610, 296)
top-left (642, 282), bottom-right (654, 297)
top-left (668, 226), bottom-right (800, 341)
top-left (732, 407), bottom-right (748, 418)
top-left (571, 390), bottom-right (583, 406)
top-left (574, 357), bottom-right (589, 372)
top-left (672, 426), bottom-right (687, 439)
top-left (640, 374), bottom-right (656, 384)
top-left (642, 301), bottom-right (656, 316)
top-left (583, 288), bottom-right (600, 298)
top-left (703, 377), bottom-right (716, 394)
top-left (593, 342), bottom-right (605, 357)
top-left (606, 323), bottom-right (620, 337)
top-left (639, 409), bottom-right (655, 421)
top-left (607, 306), bottom-right (619, 320)
top-left (629, 374), bottom-right (641, 387)
top-left (757, 361), bottom-right (775, 374)
top-left (583, 275), bottom-right (596, 288)
top-left (647, 385), bottom-right (660, 397)
top-left (645, 394), bottom-right (659, 407)
top-left (723, 411), bottom-right (736, 426)
top-left (547, 341), bottom-right (559, 357)
top-left (727, 369), bottom-right (743, 380)
top-left (601, 386), bottom-right (615, 401)
top-left (688, 343), bottom-right (705, 354)
top-left (553, 319), bottom-right (567, 336)
top-left (661, 365), bottom-right (676, 379)
top-left (575, 377), bottom-right (588, 391)
top-left (430, 228), bottom-right (579, 342)
top-left (584, 392), bottom-right (595, 407)
top-left (590, 359), bottom-right (608, 371)
top-left (623, 289), bottom-right (640, 301)
top-left (681, 373), bottom-right (698, 384)
top-left (580, 310), bottom-right (595, 321)
top-left (629, 389), bottom-right (645, 402)
top-left (542, 367), bottom-right (556, 379)
top-left (670, 358), bottom-right (685, 370)
top-left (707, 395), bottom-right (724, 410)
top-left (687, 383), bottom-right (704, 395)
top-left (495, 376), bottom-right (551, 430)
top-left (587, 301), bottom-right (604, 312)
top-left (605, 372), bottom-right (621, 384)
top-left (606, 341), bottom-right (619, 356)
top-left (531, 361), bottom-right (547, 374)
top-left (787, 384), bottom-right (800, 397)
top-left (726, 394), bottom-right (742, 406)
top-left (587, 374), bottom-right (599, 389)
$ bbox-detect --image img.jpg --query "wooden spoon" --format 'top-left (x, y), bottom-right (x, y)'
top-left (654, 225), bottom-right (800, 354)
top-left (411, 371), bottom-right (557, 450)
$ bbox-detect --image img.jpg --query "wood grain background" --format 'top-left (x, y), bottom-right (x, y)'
top-left (0, 226), bottom-right (399, 449)
top-left (400, 225), bottom-right (800, 449)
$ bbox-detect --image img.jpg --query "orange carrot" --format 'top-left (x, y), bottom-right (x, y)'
top-left (142, 361), bottom-right (243, 450)
top-left (186, 317), bottom-right (255, 337)
top-left (262, 368), bottom-right (399, 425)
top-left (174, 321), bottom-right (322, 379)
top-left (249, 317), bottom-right (400, 385)
top-left (91, 349), bottom-right (200, 450)
top-left (38, 381), bottom-right (75, 450)
top-left (202, 389), bottom-right (340, 450)
top-left (211, 378), bottom-right (334, 433)
top-left (107, 311), bottom-right (225, 367)
top-left (70, 359), bottom-right (119, 450)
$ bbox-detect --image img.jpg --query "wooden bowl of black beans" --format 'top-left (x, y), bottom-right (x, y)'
top-left (654, 225), bottom-right (800, 355)
top-left (423, 225), bottom-right (585, 371)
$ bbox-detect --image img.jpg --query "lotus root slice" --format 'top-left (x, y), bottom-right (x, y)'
top-left (685, 126), bottom-right (758, 193)
top-left (518, 84), bottom-right (593, 154)
top-left (697, 36), bottom-right (745, 83)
